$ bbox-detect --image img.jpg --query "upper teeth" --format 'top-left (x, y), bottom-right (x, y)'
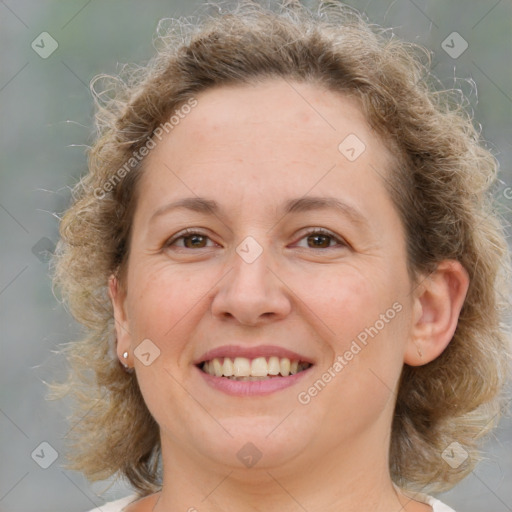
top-left (201, 356), bottom-right (309, 378)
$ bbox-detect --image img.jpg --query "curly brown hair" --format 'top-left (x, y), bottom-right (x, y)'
top-left (52, 0), bottom-right (511, 497)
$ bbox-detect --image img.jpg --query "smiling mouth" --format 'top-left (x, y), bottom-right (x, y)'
top-left (198, 356), bottom-right (312, 381)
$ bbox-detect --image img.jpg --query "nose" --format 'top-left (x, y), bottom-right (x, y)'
top-left (210, 241), bottom-right (292, 326)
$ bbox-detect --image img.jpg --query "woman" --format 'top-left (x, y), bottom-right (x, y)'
top-left (53, 1), bottom-right (511, 511)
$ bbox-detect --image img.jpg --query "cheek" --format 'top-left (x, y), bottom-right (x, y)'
top-left (124, 262), bottom-right (217, 426)
top-left (296, 270), bottom-right (409, 432)
top-left (291, 265), bottom-right (403, 347)
top-left (290, 262), bottom-right (410, 406)
top-left (125, 260), bottom-right (215, 341)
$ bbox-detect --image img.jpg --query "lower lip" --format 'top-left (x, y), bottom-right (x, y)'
top-left (196, 365), bottom-right (312, 396)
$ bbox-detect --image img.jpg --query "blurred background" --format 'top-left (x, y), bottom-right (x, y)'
top-left (1, 1), bottom-right (511, 510)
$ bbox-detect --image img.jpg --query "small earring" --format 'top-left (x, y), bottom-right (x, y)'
top-left (121, 351), bottom-right (133, 373)
top-left (416, 344), bottom-right (423, 358)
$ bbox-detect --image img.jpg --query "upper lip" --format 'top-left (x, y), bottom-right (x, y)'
top-left (194, 345), bottom-right (315, 365)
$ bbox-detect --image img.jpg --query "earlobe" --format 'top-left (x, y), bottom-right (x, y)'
top-left (405, 260), bottom-right (469, 367)
top-left (108, 274), bottom-right (133, 368)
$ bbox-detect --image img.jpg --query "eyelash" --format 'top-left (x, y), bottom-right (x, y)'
top-left (164, 227), bottom-right (347, 251)
top-left (294, 227), bottom-right (348, 249)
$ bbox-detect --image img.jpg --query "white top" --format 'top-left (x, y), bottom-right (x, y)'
top-left (87, 493), bottom-right (457, 511)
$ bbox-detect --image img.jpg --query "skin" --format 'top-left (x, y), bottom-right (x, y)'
top-left (109, 79), bottom-right (469, 512)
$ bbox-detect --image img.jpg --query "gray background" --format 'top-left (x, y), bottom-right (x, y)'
top-left (1, 1), bottom-right (511, 511)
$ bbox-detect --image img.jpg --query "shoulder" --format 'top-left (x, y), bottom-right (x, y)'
top-left (394, 484), bottom-right (457, 512)
top-left (85, 494), bottom-right (138, 512)
top-left (425, 495), bottom-right (457, 512)
top-left (88, 492), bottom-right (458, 512)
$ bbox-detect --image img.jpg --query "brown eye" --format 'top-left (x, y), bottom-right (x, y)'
top-left (165, 229), bottom-right (217, 250)
top-left (294, 228), bottom-right (347, 250)
top-left (182, 234), bottom-right (208, 248)
top-left (307, 233), bottom-right (332, 248)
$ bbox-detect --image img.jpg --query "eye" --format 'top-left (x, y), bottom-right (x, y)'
top-left (164, 228), bottom-right (347, 251)
top-left (165, 229), bottom-right (219, 250)
top-left (293, 228), bottom-right (347, 249)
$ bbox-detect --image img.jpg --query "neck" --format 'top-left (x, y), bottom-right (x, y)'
top-left (153, 428), bottom-right (410, 512)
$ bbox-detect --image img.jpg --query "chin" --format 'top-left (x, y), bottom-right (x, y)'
top-left (193, 414), bottom-right (317, 471)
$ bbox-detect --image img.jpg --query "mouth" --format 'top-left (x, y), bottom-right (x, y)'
top-left (194, 345), bottom-right (314, 396)
top-left (197, 356), bottom-right (313, 381)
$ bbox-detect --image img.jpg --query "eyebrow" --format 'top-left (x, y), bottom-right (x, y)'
top-left (150, 196), bottom-right (370, 229)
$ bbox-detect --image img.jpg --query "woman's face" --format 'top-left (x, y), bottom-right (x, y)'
top-left (112, 79), bottom-right (417, 475)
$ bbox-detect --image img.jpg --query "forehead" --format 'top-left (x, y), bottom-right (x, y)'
top-left (170, 80), bottom-right (373, 158)
top-left (142, 79), bottom-right (395, 188)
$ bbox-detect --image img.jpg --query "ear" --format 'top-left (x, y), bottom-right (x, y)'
top-left (108, 274), bottom-right (133, 369)
top-left (405, 260), bottom-right (469, 366)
